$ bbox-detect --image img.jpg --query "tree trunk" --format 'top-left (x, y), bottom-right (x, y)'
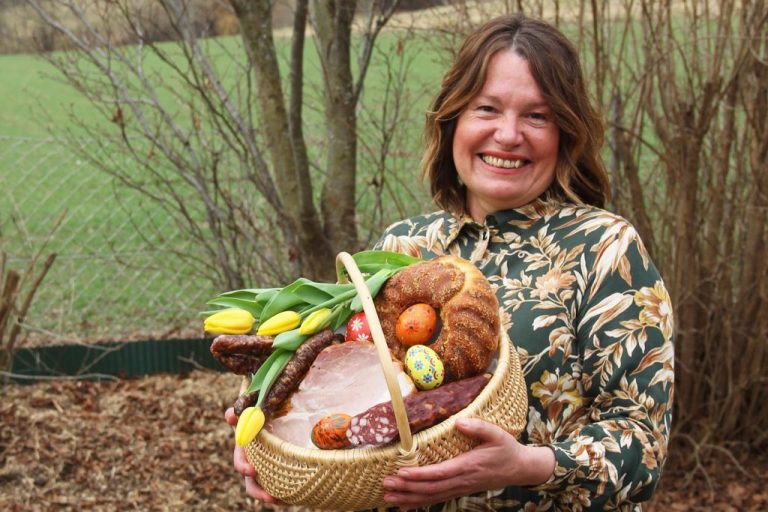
top-left (231, 0), bottom-right (336, 280)
top-left (312, 0), bottom-right (361, 254)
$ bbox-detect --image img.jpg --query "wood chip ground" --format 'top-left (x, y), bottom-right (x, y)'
top-left (1, 371), bottom-right (765, 511)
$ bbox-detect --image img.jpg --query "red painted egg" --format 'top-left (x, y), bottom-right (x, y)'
top-left (345, 312), bottom-right (372, 342)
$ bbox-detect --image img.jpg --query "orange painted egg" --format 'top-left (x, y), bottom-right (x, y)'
top-left (395, 303), bottom-right (438, 346)
top-left (311, 413), bottom-right (352, 450)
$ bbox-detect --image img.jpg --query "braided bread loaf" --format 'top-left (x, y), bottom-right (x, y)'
top-left (374, 256), bottom-right (500, 381)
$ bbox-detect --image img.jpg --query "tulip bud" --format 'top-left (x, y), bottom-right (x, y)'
top-left (256, 310), bottom-right (301, 336)
top-left (204, 308), bottom-right (255, 334)
top-left (299, 308), bottom-right (333, 335)
top-left (235, 406), bottom-right (265, 447)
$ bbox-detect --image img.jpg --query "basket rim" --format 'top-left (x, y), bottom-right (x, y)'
top-left (252, 327), bottom-right (512, 462)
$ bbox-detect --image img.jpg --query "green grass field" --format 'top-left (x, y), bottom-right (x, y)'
top-left (0, 16), bottom-right (683, 344)
top-left (0, 31), bottom-right (442, 344)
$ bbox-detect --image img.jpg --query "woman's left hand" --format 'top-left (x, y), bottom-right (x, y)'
top-left (382, 417), bottom-right (555, 509)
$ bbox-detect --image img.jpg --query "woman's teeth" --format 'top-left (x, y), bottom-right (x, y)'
top-left (481, 155), bottom-right (526, 169)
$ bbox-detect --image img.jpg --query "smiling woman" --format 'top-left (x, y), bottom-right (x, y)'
top-left (228, 13), bottom-right (675, 511)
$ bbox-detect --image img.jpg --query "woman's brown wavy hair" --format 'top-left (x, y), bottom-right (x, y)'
top-left (423, 14), bottom-right (611, 214)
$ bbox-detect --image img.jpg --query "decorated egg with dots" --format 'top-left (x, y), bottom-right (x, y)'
top-left (404, 345), bottom-right (444, 390)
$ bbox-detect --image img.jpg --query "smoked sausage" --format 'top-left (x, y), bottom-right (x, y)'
top-left (210, 334), bottom-right (273, 375)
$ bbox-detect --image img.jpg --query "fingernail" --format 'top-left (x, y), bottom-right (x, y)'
top-left (456, 417), bottom-right (472, 428)
top-left (382, 478), bottom-right (396, 489)
top-left (397, 469), bottom-right (411, 477)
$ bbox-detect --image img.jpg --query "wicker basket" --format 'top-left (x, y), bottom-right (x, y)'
top-left (241, 252), bottom-right (528, 510)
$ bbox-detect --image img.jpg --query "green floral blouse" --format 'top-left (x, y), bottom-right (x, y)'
top-left (374, 197), bottom-right (674, 511)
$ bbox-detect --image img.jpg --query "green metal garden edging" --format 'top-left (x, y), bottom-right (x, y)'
top-left (9, 338), bottom-right (225, 382)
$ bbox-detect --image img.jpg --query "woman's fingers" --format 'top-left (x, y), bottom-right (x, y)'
top-left (454, 417), bottom-right (507, 442)
top-left (233, 445), bottom-right (256, 477)
top-left (225, 407), bottom-right (237, 427)
top-left (244, 477), bottom-right (286, 505)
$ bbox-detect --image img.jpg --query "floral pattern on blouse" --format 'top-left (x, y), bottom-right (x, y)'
top-left (374, 197), bottom-right (674, 511)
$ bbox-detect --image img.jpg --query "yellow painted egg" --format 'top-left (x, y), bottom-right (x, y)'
top-left (404, 345), bottom-right (444, 390)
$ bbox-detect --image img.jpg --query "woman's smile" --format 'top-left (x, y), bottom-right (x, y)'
top-left (479, 152), bottom-right (530, 171)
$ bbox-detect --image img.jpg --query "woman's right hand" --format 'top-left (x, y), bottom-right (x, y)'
top-left (225, 407), bottom-right (284, 504)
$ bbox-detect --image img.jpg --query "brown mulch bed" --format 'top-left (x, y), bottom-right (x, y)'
top-left (0, 371), bottom-right (252, 511)
top-left (1, 371), bottom-right (765, 511)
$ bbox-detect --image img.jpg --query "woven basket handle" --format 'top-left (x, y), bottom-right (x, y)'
top-left (335, 252), bottom-right (414, 453)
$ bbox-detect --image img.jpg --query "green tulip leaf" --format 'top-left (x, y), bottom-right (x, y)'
top-left (259, 279), bottom-right (315, 324)
top-left (292, 280), bottom-right (354, 305)
top-left (272, 328), bottom-right (310, 350)
top-left (247, 349), bottom-right (290, 394)
top-left (351, 250), bottom-right (421, 274)
top-left (218, 288), bottom-right (279, 300)
top-left (329, 302), bottom-right (353, 331)
top-left (349, 268), bottom-right (396, 312)
top-left (206, 297), bottom-right (263, 318)
top-left (255, 350), bottom-right (293, 406)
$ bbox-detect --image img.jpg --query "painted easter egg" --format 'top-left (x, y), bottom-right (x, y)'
top-left (395, 303), bottom-right (438, 346)
top-left (311, 413), bottom-right (352, 450)
top-left (345, 312), bottom-right (372, 342)
top-left (404, 345), bottom-right (444, 390)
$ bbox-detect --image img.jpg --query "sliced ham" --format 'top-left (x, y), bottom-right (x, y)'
top-left (266, 341), bottom-right (416, 449)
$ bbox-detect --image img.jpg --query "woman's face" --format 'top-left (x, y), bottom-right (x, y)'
top-left (452, 49), bottom-right (560, 221)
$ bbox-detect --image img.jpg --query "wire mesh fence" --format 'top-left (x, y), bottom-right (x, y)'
top-left (1, 134), bottom-right (216, 346)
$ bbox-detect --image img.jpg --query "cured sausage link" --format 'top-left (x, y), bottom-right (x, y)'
top-left (343, 373), bottom-right (491, 448)
top-left (261, 329), bottom-right (342, 417)
top-left (234, 391), bottom-right (258, 416)
top-left (210, 334), bottom-right (274, 375)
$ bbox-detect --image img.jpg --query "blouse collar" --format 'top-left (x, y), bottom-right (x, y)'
top-left (441, 196), bottom-right (565, 245)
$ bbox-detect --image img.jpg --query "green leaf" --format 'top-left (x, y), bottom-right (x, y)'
top-left (272, 328), bottom-right (309, 350)
top-left (206, 297), bottom-right (263, 318)
top-left (255, 350), bottom-right (293, 407)
top-left (352, 250), bottom-right (421, 274)
top-left (259, 279), bottom-right (313, 324)
top-left (246, 349), bottom-right (288, 394)
top-left (349, 268), bottom-right (396, 312)
top-left (291, 280), bottom-right (353, 305)
top-left (252, 289), bottom-right (280, 307)
top-left (300, 287), bottom-right (358, 317)
top-left (329, 302), bottom-right (353, 331)
top-left (218, 288), bottom-right (279, 300)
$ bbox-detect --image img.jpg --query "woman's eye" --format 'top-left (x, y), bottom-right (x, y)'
top-left (477, 105), bottom-right (496, 113)
top-left (528, 112), bottom-right (547, 121)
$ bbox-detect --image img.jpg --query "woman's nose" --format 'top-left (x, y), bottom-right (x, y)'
top-left (493, 116), bottom-right (523, 146)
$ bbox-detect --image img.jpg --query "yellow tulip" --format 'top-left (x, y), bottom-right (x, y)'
top-left (256, 310), bottom-right (301, 336)
top-left (235, 406), bottom-right (265, 447)
top-left (204, 308), bottom-right (254, 334)
top-left (299, 308), bottom-right (333, 335)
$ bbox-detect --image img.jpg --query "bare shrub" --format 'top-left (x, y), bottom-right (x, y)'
top-left (0, 217), bottom-right (60, 377)
top-left (25, 0), bottom-right (418, 288)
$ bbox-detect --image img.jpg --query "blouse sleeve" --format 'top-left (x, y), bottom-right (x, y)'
top-left (531, 231), bottom-right (675, 508)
